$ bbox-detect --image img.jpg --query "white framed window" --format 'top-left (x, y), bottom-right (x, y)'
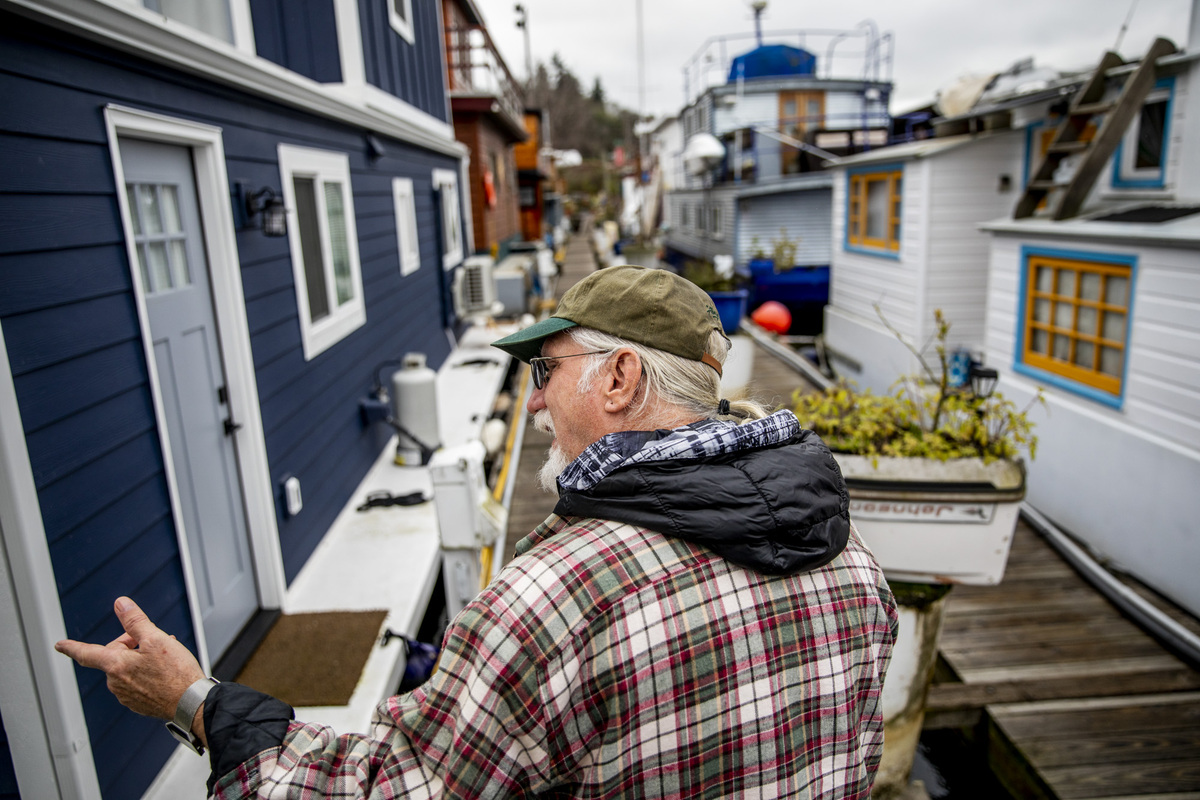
top-left (137, 0), bottom-right (254, 52)
top-left (433, 168), bottom-right (463, 269)
top-left (393, 177), bottom-right (420, 276)
top-left (1112, 78), bottom-right (1173, 189)
top-left (710, 206), bottom-right (722, 239)
top-left (278, 144), bottom-right (365, 360)
top-left (388, 0), bottom-right (415, 43)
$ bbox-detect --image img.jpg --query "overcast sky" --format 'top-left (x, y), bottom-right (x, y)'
top-left (472, 0), bottom-right (1193, 118)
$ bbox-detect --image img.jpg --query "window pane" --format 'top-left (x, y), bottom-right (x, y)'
top-left (1077, 305), bottom-right (1098, 335)
top-left (323, 181), bottom-right (353, 306)
top-left (127, 186), bottom-right (142, 236)
top-left (1100, 346), bottom-right (1123, 376)
top-left (152, 0), bottom-right (234, 44)
top-left (1036, 266), bottom-right (1053, 293)
top-left (1135, 98), bottom-right (1166, 170)
top-left (169, 239), bottom-right (191, 287)
top-left (1052, 334), bottom-right (1070, 361)
top-left (136, 243), bottom-right (152, 292)
top-left (1079, 272), bottom-right (1101, 302)
top-left (1074, 340), bottom-right (1095, 369)
top-left (141, 186), bottom-right (163, 235)
top-left (392, 0), bottom-right (409, 23)
top-left (1105, 275), bottom-right (1129, 306)
top-left (1102, 311), bottom-right (1126, 342)
top-left (1030, 328), bottom-right (1048, 355)
top-left (865, 179), bottom-right (888, 239)
top-left (1055, 269), bottom-right (1076, 297)
top-left (146, 241), bottom-right (171, 292)
top-left (1033, 298), bottom-right (1050, 322)
top-left (1054, 302), bottom-right (1073, 329)
top-left (160, 185), bottom-right (182, 234)
top-left (294, 177), bottom-right (330, 322)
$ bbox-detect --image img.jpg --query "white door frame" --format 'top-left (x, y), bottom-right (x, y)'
top-left (104, 104), bottom-right (286, 669)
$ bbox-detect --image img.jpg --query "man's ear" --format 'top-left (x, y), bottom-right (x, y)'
top-left (602, 349), bottom-right (641, 413)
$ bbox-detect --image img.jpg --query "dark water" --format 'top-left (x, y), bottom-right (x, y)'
top-left (911, 728), bottom-right (1019, 800)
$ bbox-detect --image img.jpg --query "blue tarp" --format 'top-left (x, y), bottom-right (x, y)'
top-left (728, 44), bottom-right (817, 81)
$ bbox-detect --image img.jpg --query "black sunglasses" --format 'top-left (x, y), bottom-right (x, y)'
top-left (528, 350), bottom-right (612, 390)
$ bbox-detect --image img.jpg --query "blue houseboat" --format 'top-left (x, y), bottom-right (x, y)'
top-left (0, 1), bottom-right (483, 796)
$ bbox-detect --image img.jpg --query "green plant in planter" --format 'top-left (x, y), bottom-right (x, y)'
top-left (770, 228), bottom-right (800, 273)
top-left (793, 309), bottom-right (1043, 464)
top-left (682, 259), bottom-right (744, 293)
top-left (749, 236), bottom-right (768, 261)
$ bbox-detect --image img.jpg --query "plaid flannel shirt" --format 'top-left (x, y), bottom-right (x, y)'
top-left (213, 514), bottom-right (896, 799)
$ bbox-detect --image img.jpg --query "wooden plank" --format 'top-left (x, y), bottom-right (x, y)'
top-left (956, 655), bottom-right (1185, 684)
top-left (991, 693), bottom-right (1200, 737)
top-left (1041, 760), bottom-right (1200, 799)
top-left (1021, 728), bottom-right (1200, 767)
top-left (943, 635), bottom-right (1168, 670)
top-left (927, 668), bottom-right (1200, 712)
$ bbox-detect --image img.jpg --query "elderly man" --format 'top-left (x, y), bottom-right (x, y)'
top-left (57, 265), bottom-right (897, 799)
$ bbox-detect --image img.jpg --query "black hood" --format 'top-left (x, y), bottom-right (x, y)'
top-left (552, 412), bottom-right (850, 575)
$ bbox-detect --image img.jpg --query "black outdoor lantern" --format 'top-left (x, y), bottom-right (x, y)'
top-left (244, 186), bottom-right (288, 237)
top-left (969, 364), bottom-right (999, 400)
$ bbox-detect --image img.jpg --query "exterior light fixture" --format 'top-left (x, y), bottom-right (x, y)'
top-left (244, 186), bottom-right (288, 237)
top-left (969, 364), bottom-right (999, 400)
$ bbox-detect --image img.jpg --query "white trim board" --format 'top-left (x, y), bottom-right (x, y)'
top-left (0, 323), bottom-right (102, 800)
top-left (7, 0), bottom-right (466, 158)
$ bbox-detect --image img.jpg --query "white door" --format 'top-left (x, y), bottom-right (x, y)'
top-left (119, 138), bottom-right (257, 659)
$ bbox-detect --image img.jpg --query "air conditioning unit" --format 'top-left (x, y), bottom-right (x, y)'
top-left (452, 255), bottom-right (502, 319)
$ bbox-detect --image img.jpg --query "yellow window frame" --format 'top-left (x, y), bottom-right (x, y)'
top-left (1023, 254), bottom-right (1131, 395)
top-left (848, 169), bottom-right (901, 253)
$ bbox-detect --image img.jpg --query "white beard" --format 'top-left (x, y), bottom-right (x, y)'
top-left (533, 409), bottom-right (570, 495)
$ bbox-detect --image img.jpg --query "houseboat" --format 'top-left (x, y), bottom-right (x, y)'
top-left (657, 3), bottom-right (896, 332)
top-left (0, 1), bottom-right (530, 796)
top-left (822, 7), bottom-right (1200, 619)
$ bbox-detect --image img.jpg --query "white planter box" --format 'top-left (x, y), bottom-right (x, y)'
top-left (834, 455), bottom-right (1026, 586)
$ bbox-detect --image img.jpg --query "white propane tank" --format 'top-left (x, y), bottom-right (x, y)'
top-left (391, 352), bottom-right (440, 465)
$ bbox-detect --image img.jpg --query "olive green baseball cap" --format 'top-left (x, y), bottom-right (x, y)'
top-left (491, 265), bottom-right (726, 375)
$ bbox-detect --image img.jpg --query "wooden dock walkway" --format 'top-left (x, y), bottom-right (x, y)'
top-left (927, 521), bottom-right (1200, 799)
top-left (499, 225), bottom-right (1200, 798)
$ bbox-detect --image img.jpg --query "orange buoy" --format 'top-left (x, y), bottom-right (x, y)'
top-left (751, 301), bottom-right (791, 334)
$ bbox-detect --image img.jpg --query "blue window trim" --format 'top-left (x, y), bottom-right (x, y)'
top-left (1111, 76), bottom-right (1174, 190)
top-left (1013, 245), bottom-right (1138, 410)
top-left (843, 162), bottom-right (903, 260)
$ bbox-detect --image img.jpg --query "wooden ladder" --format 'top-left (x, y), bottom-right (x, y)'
top-left (1013, 36), bottom-right (1177, 220)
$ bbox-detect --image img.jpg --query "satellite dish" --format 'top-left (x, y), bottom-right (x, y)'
top-left (683, 133), bottom-right (725, 176)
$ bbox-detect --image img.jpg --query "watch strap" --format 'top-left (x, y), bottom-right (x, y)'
top-left (166, 677), bottom-right (219, 754)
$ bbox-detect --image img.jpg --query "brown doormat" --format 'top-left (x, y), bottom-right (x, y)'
top-left (235, 610), bottom-right (388, 707)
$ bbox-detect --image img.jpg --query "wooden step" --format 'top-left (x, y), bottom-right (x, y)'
top-left (1071, 101), bottom-right (1114, 117)
top-left (1047, 140), bottom-right (1089, 154)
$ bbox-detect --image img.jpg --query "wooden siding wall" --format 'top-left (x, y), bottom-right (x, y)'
top-left (923, 132), bottom-right (1024, 349)
top-left (0, 15), bottom-right (455, 797)
top-left (250, 0), bottom-right (343, 83)
top-left (663, 189), bottom-right (736, 263)
top-left (454, 116), bottom-right (520, 253)
top-left (985, 232), bottom-right (1200, 615)
top-left (737, 188), bottom-right (832, 267)
top-left (829, 161), bottom-right (926, 343)
top-left (359, 0), bottom-right (449, 121)
top-left (986, 235), bottom-right (1200, 450)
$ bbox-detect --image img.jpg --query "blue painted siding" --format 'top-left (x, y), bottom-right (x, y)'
top-left (0, 707), bottom-right (16, 800)
top-left (251, 0), bottom-right (343, 83)
top-left (359, 0), bottom-right (449, 121)
top-left (2, 8), bottom-right (458, 796)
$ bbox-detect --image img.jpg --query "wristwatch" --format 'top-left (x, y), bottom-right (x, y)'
top-left (165, 677), bottom-right (219, 755)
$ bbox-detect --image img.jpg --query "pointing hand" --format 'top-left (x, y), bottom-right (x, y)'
top-left (55, 596), bottom-right (206, 723)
